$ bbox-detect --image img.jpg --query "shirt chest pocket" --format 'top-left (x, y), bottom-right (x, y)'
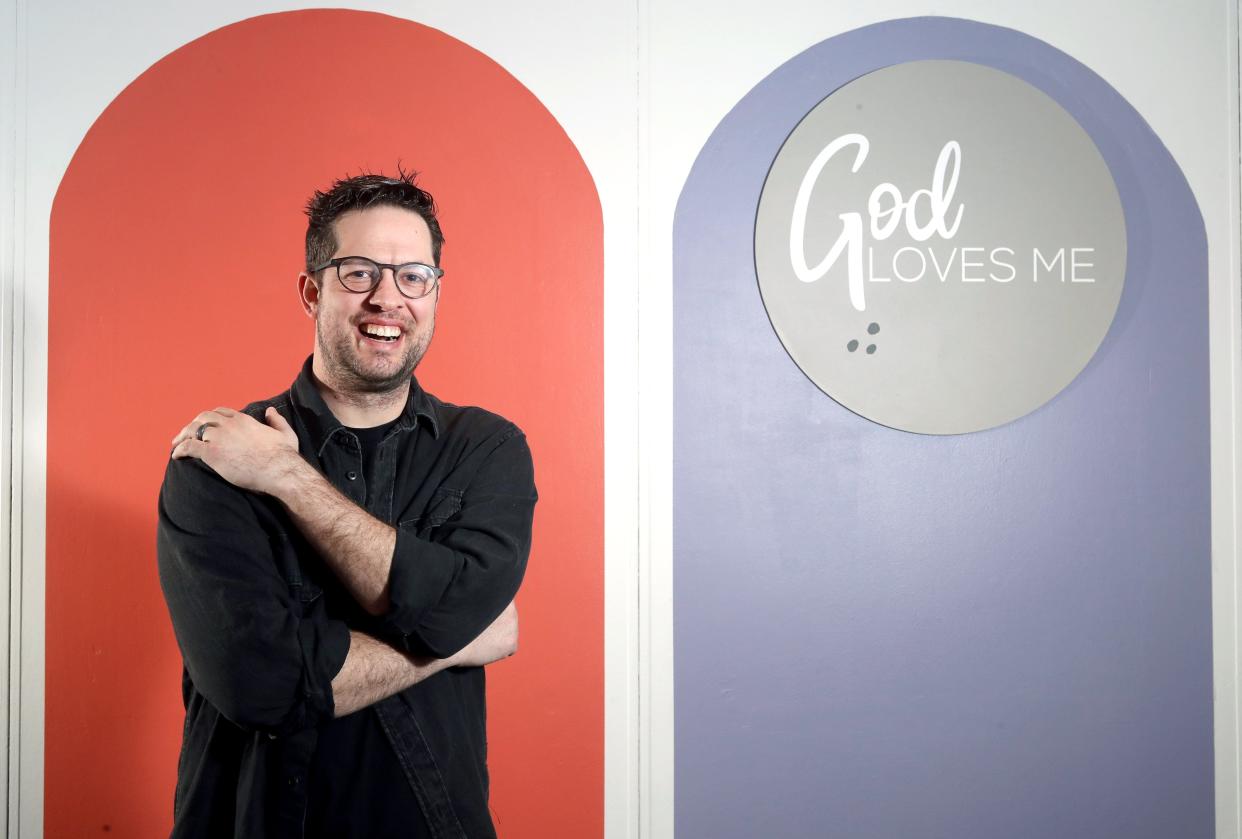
top-left (399, 486), bottom-right (463, 539)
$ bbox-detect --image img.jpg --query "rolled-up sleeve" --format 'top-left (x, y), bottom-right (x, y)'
top-left (157, 457), bottom-right (351, 734)
top-left (383, 427), bottom-right (537, 659)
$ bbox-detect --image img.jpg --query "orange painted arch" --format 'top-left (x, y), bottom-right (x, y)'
top-left (47, 10), bottom-right (602, 837)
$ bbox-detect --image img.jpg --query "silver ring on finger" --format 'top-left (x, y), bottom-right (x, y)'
top-left (195, 421), bottom-right (218, 442)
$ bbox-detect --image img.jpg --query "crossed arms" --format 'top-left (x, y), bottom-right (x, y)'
top-left (158, 404), bottom-right (533, 731)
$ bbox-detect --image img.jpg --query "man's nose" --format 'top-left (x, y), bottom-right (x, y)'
top-left (368, 267), bottom-right (403, 308)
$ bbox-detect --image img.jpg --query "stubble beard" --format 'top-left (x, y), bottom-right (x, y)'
top-left (316, 315), bottom-right (434, 396)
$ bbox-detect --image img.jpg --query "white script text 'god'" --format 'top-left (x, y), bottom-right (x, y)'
top-left (789, 133), bottom-right (963, 312)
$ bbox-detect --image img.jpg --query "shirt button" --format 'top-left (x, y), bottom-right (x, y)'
top-left (347, 471), bottom-right (358, 481)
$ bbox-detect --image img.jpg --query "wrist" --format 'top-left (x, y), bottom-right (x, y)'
top-left (267, 449), bottom-right (315, 499)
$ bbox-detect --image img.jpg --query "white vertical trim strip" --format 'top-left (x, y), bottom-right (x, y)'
top-left (0, 0), bottom-right (34, 834)
top-left (14, 0), bottom-right (42, 824)
top-left (636, 0), bottom-right (651, 831)
top-left (1216, 3), bottom-right (1242, 837)
top-left (606, 0), bottom-right (644, 837)
top-left (13, 0), bottom-right (41, 830)
top-left (7, 0), bottom-right (43, 833)
top-left (637, 0), bottom-right (674, 835)
top-left (0, 0), bottom-right (18, 833)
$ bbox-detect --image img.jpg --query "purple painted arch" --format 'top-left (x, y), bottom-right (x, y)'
top-left (674, 16), bottom-right (1211, 839)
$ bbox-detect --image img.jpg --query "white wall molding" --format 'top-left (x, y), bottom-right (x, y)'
top-left (1213, 3), bottom-right (1242, 837)
top-left (0, 0), bottom-right (33, 834)
top-left (636, 0), bottom-right (676, 835)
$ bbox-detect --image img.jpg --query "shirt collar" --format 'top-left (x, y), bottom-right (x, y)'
top-left (289, 355), bottom-right (441, 457)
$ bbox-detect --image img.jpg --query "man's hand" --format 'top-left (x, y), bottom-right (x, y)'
top-left (171, 406), bottom-right (303, 495)
top-left (450, 601), bottom-right (518, 668)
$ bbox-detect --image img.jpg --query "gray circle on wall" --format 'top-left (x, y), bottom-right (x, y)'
top-left (754, 60), bottom-right (1126, 435)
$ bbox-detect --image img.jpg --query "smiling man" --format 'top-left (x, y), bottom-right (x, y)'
top-left (157, 171), bottom-right (536, 839)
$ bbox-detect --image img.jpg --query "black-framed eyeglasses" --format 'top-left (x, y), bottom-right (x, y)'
top-left (311, 256), bottom-right (444, 299)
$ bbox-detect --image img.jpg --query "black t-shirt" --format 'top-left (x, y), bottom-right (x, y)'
top-left (305, 419), bottom-right (430, 839)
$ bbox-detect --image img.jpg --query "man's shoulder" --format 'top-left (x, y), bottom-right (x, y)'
top-left (159, 389), bottom-right (293, 533)
top-left (159, 389), bottom-right (293, 507)
top-left (422, 390), bottom-right (525, 445)
top-left (239, 389), bottom-right (294, 421)
top-left (418, 391), bottom-right (535, 495)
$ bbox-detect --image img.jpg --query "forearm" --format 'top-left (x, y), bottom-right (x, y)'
top-left (275, 458), bottom-right (395, 615)
top-left (331, 630), bottom-right (449, 717)
top-left (331, 602), bottom-right (518, 717)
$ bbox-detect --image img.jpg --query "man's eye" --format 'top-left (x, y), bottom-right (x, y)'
top-left (398, 265), bottom-right (436, 283)
top-left (345, 269), bottom-right (375, 280)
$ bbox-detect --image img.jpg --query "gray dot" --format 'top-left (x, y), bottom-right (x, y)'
top-left (867, 322), bottom-right (880, 335)
top-left (866, 344), bottom-right (877, 354)
top-left (847, 339), bottom-right (859, 352)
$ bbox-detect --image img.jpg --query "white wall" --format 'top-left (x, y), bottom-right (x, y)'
top-left (2, 1), bottom-right (1237, 836)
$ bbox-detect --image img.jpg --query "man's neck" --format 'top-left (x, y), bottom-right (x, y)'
top-left (310, 366), bottom-right (410, 429)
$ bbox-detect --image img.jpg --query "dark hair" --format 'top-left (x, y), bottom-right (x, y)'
top-left (304, 166), bottom-right (445, 271)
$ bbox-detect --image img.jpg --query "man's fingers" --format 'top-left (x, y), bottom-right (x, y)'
top-left (194, 409), bottom-right (228, 426)
top-left (170, 423), bottom-right (193, 446)
top-left (170, 408), bottom-right (236, 446)
top-left (170, 419), bottom-right (209, 447)
top-left (264, 406), bottom-right (292, 430)
top-left (170, 437), bottom-right (208, 461)
top-left (194, 421), bottom-right (219, 442)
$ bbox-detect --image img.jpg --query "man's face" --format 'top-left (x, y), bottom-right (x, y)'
top-left (300, 205), bottom-right (439, 395)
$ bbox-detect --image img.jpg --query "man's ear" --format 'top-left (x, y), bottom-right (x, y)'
top-left (298, 272), bottom-right (320, 319)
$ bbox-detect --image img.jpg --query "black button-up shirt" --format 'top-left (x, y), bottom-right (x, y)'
top-left (157, 357), bottom-right (536, 838)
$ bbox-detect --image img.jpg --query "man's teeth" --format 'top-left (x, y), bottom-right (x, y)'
top-left (361, 324), bottom-right (401, 338)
